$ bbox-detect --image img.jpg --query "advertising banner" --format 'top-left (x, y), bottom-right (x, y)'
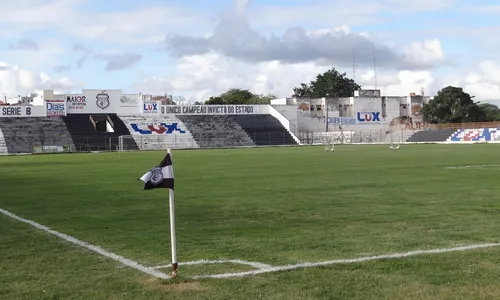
top-left (45, 100), bottom-right (66, 117)
top-left (66, 89), bottom-right (139, 114)
top-left (65, 94), bottom-right (87, 112)
top-left (0, 105), bottom-right (45, 117)
top-left (119, 94), bottom-right (141, 114)
top-left (160, 105), bottom-right (267, 115)
top-left (130, 122), bottom-right (186, 135)
top-left (32, 145), bottom-right (71, 153)
top-left (142, 101), bottom-right (160, 115)
top-left (355, 111), bottom-right (381, 124)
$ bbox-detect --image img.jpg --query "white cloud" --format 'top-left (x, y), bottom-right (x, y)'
top-left (135, 52), bottom-right (436, 102)
top-left (3, 39), bottom-right (66, 69)
top-left (0, 0), bottom-right (202, 43)
top-left (403, 39), bottom-right (445, 68)
top-left (249, 0), bottom-right (454, 28)
top-left (0, 61), bottom-right (80, 100)
top-left (458, 60), bottom-right (500, 101)
top-left (469, 5), bottom-right (500, 13)
top-left (135, 50), bottom-right (500, 103)
top-left (360, 70), bottom-right (435, 96)
top-left (136, 51), bottom-right (325, 101)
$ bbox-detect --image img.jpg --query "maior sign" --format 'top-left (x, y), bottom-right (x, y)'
top-left (131, 123), bottom-right (186, 134)
top-left (96, 91), bottom-right (110, 109)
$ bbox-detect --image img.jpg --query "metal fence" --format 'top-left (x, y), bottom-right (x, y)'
top-left (70, 135), bottom-right (121, 152)
top-left (17, 121), bottom-right (500, 154)
top-left (69, 131), bottom-right (300, 152)
top-left (298, 129), bottom-right (392, 145)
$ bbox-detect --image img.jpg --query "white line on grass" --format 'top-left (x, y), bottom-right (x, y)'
top-left (152, 259), bottom-right (273, 270)
top-left (3, 208), bottom-right (499, 281)
top-left (191, 243), bottom-right (500, 279)
top-left (0, 208), bottom-right (170, 280)
top-left (444, 164), bottom-right (500, 169)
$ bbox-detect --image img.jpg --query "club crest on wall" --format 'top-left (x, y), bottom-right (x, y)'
top-left (96, 91), bottom-right (110, 109)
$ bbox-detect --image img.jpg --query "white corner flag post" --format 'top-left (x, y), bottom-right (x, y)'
top-left (167, 150), bottom-right (178, 278)
top-left (138, 148), bottom-right (178, 278)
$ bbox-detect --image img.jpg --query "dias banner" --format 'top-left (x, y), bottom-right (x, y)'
top-left (45, 100), bottom-right (67, 117)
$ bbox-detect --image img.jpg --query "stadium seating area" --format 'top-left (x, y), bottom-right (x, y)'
top-left (62, 114), bottom-right (135, 151)
top-left (176, 115), bottom-right (254, 148)
top-left (0, 128), bottom-right (7, 154)
top-left (232, 115), bottom-right (297, 145)
top-left (0, 117), bottom-right (74, 153)
top-left (447, 128), bottom-right (500, 142)
top-left (1, 111), bottom-right (495, 154)
top-left (405, 128), bottom-right (455, 143)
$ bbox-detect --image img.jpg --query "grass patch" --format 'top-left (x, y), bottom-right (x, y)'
top-left (1, 144), bottom-right (500, 299)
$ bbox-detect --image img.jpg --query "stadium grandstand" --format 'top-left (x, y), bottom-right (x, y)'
top-left (0, 88), bottom-right (497, 155)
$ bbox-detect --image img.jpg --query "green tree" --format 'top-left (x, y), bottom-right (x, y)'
top-left (205, 89), bottom-right (274, 105)
top-left (250, 93), bottom-right (277, 104)
top-left (292, 67), bottom-right (361, 98)
top-left (421, 86), bottom-right (485, 123)
top-left (478, 103), bottom-right (500, 121)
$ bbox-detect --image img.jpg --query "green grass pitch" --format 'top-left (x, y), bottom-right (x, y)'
top-left (2, 144), bottom-right (500, 299)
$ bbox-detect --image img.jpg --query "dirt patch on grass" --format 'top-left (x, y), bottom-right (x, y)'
top-left (140, 277), bottom-right (208, 293)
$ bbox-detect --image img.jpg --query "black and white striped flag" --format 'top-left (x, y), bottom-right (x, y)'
top-left (139, 151), bottom-right (174, 190)
top-left (138, 149), bottom-right (178, 277)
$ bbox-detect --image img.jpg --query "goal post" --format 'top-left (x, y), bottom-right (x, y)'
top-left (324, 100), bottom-right (336, 152)
top-left (118, 135), bottom-right (137, 151)
top-left (389, 127), bottom-right (401, 150)
top-left (324, 132), bottom-right (335, 152)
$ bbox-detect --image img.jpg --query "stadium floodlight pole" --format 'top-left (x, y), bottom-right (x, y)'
top-left (325, 99), bottom-right (329, 133)
top-left (324, 98), bottom-right (334, 151)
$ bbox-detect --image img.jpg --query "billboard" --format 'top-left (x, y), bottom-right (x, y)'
top-left (0, 105), bottom-right (45, 117)
top-left (356, 111), bottom-right (381, 124)
top-left (142, 101), bottom-right (160, 115)
top-left (65, 89), bottom-right (140, 114)
top-left (65, 94), bottom-right (87, 112)
top-left (130, 122), bottom-right (186, 135)
top-left (45, 100), bottom-right (66, 117)
top-left (160, 105), bottom-right (268, 115)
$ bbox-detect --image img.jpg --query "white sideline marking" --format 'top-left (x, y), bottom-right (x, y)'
top-left (3, 208), bottom-right (499, 281)
top-left (445, 164), bottom-right (500, 169)
top-left (0, 208), bottom-right (170, 280)
top-left (191, 243), bottom-right (500, 279)
top-left (152, 259), bottom-right (273, 270)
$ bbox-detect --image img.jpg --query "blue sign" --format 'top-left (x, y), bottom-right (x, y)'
top-left (131, 123), bottom-right (186, 134)
top-left (356, 112), bottom-right (381, 123)
top-left (327, 117), bottom-right (356, 125)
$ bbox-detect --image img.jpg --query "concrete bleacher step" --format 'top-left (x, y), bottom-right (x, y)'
top-left (0, 117), bottom-right (75, 153)
top-left (176, 115), bottom-right (255, 148)
top-left (0, 127), bottom-right (7, 154)
top-left (231, 115), bottom-right (298, 146)
top-left (405, 129), bottom-right (455, 142)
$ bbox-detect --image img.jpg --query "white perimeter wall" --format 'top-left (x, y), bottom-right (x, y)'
top-left (271, 105), bottom-right (298, 133)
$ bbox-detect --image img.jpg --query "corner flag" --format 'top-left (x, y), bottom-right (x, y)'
top-left (139, 151), bottom-right (174, 190)
top-left (138, 149), bottom-right (178, 278)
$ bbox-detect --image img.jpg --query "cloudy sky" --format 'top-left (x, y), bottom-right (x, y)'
top-left (0, 0), bottom-right (499, 104)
